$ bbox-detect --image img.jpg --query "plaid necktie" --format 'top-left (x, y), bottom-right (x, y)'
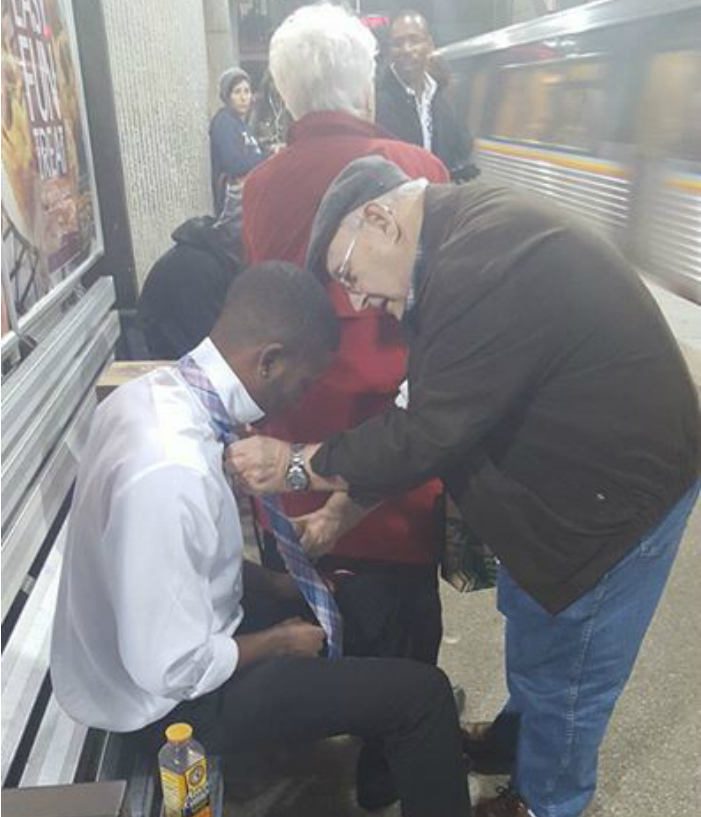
top-left (178, 354), bottom-right (343, 658)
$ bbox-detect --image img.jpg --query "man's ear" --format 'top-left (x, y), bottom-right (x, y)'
top-left (258, 343), bottom-right (286, 380)
top-left (363, 201), bottom-right (400, 242)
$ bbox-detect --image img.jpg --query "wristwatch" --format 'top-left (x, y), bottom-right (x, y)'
top-left (284, 443), bottom-right (310, 492)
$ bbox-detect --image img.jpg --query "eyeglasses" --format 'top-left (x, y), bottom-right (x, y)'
top-left (333, 222), bottom-right (363, 291)
top-left (331, 203), bottom-right (393, 291)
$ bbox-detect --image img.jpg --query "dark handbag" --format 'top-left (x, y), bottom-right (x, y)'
top-left (440, 495), bottom-right (498, 592)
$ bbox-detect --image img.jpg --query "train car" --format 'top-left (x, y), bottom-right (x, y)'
top-left (439, 0), bottom-right (701, 304)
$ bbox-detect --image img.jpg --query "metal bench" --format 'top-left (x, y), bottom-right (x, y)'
top-left (1, 279), bottom-right (224, 815)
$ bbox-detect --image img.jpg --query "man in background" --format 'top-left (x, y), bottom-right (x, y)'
top-left (376, 10), bottom-right (477, 182)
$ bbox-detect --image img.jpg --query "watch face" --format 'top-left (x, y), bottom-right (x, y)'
top-left (286, 465), bottom-right (309, 492)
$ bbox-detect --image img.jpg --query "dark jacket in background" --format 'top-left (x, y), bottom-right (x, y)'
top-left (313, 183), bottom-right (700, 613)
top-left (375, 68), bottom-right (477, 183)
top-left (249, 72), bottom-right (291, 151)
top-left (209, 107), bottom-right (266, 212)
top-left (138, 217), bottom-right (242, 360)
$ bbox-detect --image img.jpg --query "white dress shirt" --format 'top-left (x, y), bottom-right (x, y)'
top-left (51, 339), bottom-right (264, 732)
top-left (391, 65), bottom-right (438, 151)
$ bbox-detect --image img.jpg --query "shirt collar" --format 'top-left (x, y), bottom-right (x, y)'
top-left (188, 337), bottom-right (265, 425)
top-left (390, 65), bottom-right (437, 105)
top-left (406, 238), bottom-right (425, 315)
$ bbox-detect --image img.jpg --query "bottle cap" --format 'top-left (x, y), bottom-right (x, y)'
top-left (165, 723), bottom-right (193, 744)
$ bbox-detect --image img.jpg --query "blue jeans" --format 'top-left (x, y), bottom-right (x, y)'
top-left (496, 482), bottom-right (700, 817)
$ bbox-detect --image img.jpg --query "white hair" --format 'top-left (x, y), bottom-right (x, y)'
top-left (269, 3), bottom-right (377, 120)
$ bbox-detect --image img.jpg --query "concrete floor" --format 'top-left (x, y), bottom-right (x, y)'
top-left (443, 501), bottom-right (701, 817)
top-left (222, 290), bottom-right (701, 816)
top-left (222, 499), bottom-right (700, 817)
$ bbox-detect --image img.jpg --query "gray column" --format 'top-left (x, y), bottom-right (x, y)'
top-left (203, 0), bottom-right (237, 115)
top-left (100, 0), bottom-right (211, 287)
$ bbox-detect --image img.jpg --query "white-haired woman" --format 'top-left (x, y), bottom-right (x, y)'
top-left (268, 2), bottom-right (378, 121)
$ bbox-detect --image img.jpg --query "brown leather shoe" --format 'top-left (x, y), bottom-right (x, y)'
top-left (474, 787), bottom-right (531, 816)
top-left (462, 721), bottom-right (514, 775)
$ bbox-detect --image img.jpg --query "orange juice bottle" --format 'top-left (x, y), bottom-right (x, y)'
top-left (158, 723), bottom-right (212, 817)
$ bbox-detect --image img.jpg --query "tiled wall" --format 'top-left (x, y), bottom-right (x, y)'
top-left (101, 0), bottom-right (212, 289)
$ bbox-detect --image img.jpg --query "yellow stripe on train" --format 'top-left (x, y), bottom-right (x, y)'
top-left (476, 139), bottom-right (628, 180)
top-left (666, 175), bottom-right (701, 195)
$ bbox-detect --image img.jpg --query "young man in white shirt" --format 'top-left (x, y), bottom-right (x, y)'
top-left (51, 262), bottom-right (471, 817)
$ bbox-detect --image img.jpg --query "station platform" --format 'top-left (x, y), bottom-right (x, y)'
top-left (224, 285), bottom-right (700, 817)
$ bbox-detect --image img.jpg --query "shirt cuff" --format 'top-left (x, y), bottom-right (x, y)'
top-left (183, 635), bottom-right (239, 700)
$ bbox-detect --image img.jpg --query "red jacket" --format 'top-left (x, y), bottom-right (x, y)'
top-left (243, 111), bottom-right (449, 564)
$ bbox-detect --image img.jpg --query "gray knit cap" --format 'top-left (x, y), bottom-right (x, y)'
top-left (219, 67), bottom-right (250, 103)
top-left (306, 156), bottom-right (410, 280)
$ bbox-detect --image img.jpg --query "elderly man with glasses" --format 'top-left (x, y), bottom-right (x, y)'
top-left (228, 156), bottom-right (701, 817)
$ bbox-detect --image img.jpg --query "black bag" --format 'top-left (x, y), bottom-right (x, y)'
top-left (440, 496), bottom-right (498, 592)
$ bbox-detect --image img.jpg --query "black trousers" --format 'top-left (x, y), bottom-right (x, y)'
top-left (128, 596), bottom-right (470, 817)
top-left (261, 531), bottom-right (443, 665)
top-left (324, 555), bottom-right (442, 664)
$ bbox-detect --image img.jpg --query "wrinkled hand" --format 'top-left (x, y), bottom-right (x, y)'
top-left (271, 617), bottom-right (325, 657)
top-left (226, 436), bottom-right (290, 494)
top-left (293, 505), bottom-right (345, 560)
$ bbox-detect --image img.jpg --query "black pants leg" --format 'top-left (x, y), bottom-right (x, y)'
top-left (397, 565), bottom-right (443, 665)
top-left (323, 558), bottom-right (444, 808)
top-left (325, 558), bottom-right (443, 664)
top-left (125, 581), bottom-right (469, 816)
top-left (260, 540), bottom-right (444, 665)
top-left (134, 656), bottom-right (469, 817)
top-left (133, 658), bottom-right (470, 817)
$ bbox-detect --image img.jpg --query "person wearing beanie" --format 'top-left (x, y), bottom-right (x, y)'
top-left (210, 67), bottom-right (266, 214)
top-left (229, 155), bottom-right (701, 817)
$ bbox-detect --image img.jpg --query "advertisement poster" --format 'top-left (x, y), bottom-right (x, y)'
top-left (1, 0), bottom-right (101, 328)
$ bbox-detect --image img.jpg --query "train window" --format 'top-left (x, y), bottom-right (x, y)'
top-left (493, 66), bottom-right (550, 143)
top-left (638, 50), bottom-right (701, 162)
top-left (492, 58), bottom-right (606, 153)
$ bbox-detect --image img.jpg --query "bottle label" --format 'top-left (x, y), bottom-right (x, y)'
top-left (160, 768), bottom-right (187, 816)
top-left (186, 758), bottom-right (212, 817)
top-left (159, 758), bottom-right (211, 817)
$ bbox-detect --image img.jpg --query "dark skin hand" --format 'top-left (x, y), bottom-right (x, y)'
top-left (234, 562), bottom-right (325, 667)
top-left (235, 617), bottom-right (325, 668)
